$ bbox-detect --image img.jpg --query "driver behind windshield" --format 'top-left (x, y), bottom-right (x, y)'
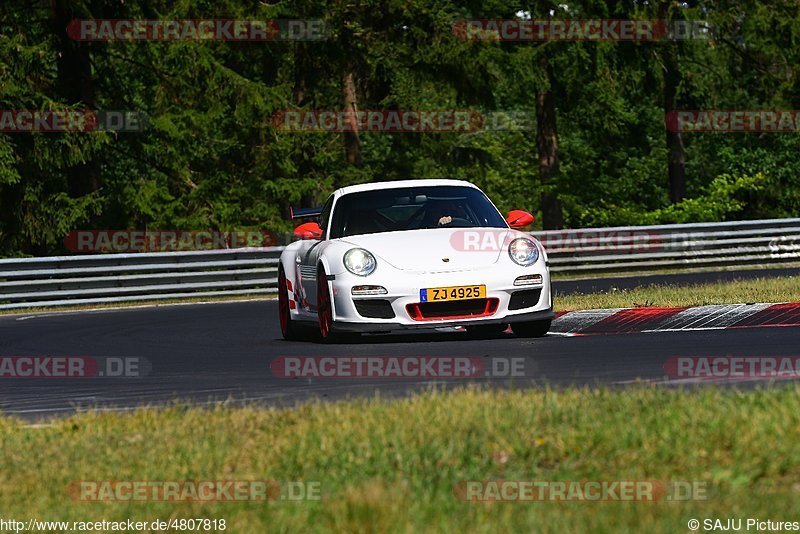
top-left (426, 199), bottom-right (463, 227)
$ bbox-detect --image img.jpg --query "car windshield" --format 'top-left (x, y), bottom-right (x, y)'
top-left (329, 185), bottom-right (507, 238)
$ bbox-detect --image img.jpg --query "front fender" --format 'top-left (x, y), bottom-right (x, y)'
top-left (317, 240), bottom-right (360, 276)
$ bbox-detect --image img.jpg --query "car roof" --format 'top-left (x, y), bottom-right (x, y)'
top-left (332, 179), bottom-right (479, 198)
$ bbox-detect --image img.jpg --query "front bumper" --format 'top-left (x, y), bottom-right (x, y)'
top-left (332, 307), bottom-right (555, 332)
top-left (328, 261), bottom-right (552, 333)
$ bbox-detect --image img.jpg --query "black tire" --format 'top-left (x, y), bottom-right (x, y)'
top-left (278, 265), bottom-right (306, 341)
top-left (511, 319), bottom-right (551, 338)
top-left (465, 323), bottom-right (508, 339)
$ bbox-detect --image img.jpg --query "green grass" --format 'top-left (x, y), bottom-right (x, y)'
top-left (3, 386), bottom-right (800, 532)
top-left (556, 275), bottom-right (800, 311)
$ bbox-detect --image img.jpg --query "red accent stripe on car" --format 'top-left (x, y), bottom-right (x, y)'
top-left (406, 298), bottom-right (499, 321)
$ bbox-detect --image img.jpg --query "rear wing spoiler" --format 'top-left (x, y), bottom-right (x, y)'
top-left (290, 206), bottom-right (322, 220)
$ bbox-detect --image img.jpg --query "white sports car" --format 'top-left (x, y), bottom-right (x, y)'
top-left (277, 179), bottom-right (553, 342)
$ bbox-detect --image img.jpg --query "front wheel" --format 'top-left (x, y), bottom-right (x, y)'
top-left (511, 319), bottom-right (551, 338)
top-left (316, 266), bottom-right (361, 344)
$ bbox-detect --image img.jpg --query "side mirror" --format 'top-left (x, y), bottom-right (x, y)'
top-left (506, 210), bottom-right (535, 229)
top-left (293, 222), bottom-right (323, 240)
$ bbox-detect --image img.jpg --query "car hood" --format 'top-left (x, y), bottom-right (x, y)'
top-left (338, 228), bottom-right (512, 271)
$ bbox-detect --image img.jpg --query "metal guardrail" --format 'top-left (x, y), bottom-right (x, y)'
top-left (2, 218), bottom-right (800, 310)
top-left (535, 218), bottom-right (800, 273)
top-left (0, 249), bottom-right (283, 310)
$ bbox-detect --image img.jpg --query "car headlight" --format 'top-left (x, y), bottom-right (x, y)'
top-left (508, 238), bottom-right (539, 266)
top-left (343, 248), bottom-right (377, 276)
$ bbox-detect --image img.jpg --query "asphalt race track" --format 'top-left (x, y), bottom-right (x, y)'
top-left (2, 296), bottom-right (800, 420)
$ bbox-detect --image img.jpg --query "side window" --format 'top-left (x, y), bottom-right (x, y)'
top-left (319, 196), bottom-right (334, 236)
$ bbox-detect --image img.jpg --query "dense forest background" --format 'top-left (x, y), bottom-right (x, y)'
top-left (1, 0), bottom-right (799, 256)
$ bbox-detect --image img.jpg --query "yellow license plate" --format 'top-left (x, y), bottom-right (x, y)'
top-left (421, 285), bottom-right (486, 302)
